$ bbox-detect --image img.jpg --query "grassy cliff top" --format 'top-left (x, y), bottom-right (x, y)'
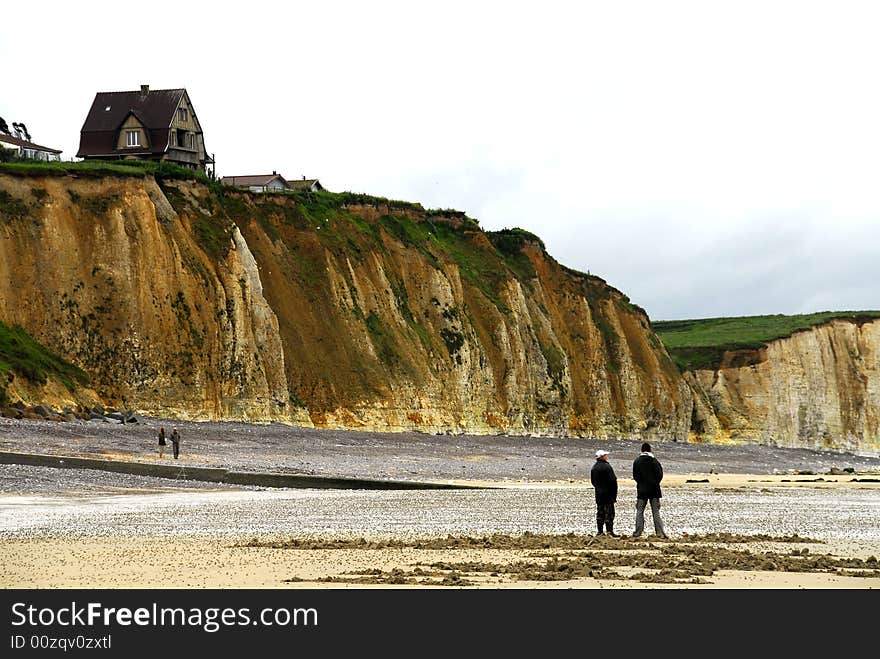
top-left (653, 311), bottom-right (880, 371)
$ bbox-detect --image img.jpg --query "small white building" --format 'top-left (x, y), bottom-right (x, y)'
top-left (0, 133), bottom-right (62, 161)
top-left (220, 172), bottom-right (289, 192)
top-left (287, 177), bottom-right (324, 192)
top-left (220, 173), bottom-right (325, 193)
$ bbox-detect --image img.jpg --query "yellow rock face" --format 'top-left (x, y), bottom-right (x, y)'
top-left (1, 172), bottom-right (689, 438)
top-left (688, 319), bottom-right (880, 452)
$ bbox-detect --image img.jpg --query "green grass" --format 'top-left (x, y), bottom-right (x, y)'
top-left (0, 159), bottom-right (211, 183)
top-left (365, 311), bottom-right (400, 367)
top-left (653, 311), bottom-right (880, 371)
top-left (0, 189), bottom-right (31, 223)
top-left (0, 320), bottom-right (89, 399)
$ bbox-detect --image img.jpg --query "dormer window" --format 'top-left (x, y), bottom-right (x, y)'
top-left (126, 130), bottom-right (141, 147)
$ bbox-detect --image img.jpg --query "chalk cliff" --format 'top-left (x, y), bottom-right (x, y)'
top-left (0, 172), bottom-right (689, 438)
top-left (687, 319), bottom-right (880, 452)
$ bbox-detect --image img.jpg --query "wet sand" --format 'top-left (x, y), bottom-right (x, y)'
top-left (1, 417), bottom-right (879, 589)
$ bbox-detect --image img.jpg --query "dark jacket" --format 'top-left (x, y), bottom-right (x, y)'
top-left (590, 459), bottom-right (618, 505)
top-left (632, 453), bottom-right (663, 499)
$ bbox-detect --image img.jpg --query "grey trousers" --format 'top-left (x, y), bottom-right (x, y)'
top-left (634, 498), bottom-right (665, 537)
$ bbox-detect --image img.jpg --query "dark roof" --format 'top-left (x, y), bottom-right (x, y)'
top-left (287, 178), bottom-right (323, 191)
top-left (76, 88), bottom-right (185, 157)
top-left (221, 174), bottom-right (289, 187)
top-left (0, 132), bottom-right (62, 154)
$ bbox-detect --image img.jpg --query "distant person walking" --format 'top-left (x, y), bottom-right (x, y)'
top-left (590, 449), bottom-right (618, 537)
top-left (171, 428), bottom-right (180, 460)
top-left (632, 442), bottom-right (667, 538)
top-left (158, 427), bottom-right (167, 459)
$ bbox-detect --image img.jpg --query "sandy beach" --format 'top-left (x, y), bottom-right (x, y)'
top-left (1, 417), bottom-right (879, 589)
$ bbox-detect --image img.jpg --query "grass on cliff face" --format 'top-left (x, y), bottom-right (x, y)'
top-left (653, 311), bottom-right (880, 371)
top-left (0, 320), bottom-right (89, 398)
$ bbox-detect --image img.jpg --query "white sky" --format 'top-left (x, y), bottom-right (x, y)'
top-left (3, 0), bottom-right (878, 320)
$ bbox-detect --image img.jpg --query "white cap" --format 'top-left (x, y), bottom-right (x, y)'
top-left (596, 450), bottom-right (609, 458)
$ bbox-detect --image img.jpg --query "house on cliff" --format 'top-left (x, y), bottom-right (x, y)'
top-left (76, 85), bottom-right (213, 171)
top-left (221, 173), bottom-right (324, 193)
top-left (220, 172), bottom-right (289, 192)
top-left (287, 177), bottom-right (324, 192)
top-left (0, 132), bottom-right (62, 161)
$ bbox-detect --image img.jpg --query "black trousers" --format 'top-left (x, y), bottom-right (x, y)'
top-left (173, 442), bottom-right (179, 459)
top-left (596, 502), bottom-right (615, 533)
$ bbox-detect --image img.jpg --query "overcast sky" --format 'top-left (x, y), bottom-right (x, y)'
top-left (3, 1), bottom-right (878, 320)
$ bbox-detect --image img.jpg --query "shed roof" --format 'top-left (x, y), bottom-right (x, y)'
top-left (287, 178), bottom-right (323, 191)
top-left (221, 174), bottom-right (289, 187)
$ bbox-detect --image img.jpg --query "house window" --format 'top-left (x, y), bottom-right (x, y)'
top-left (188, 133), bottom-right (195, 148)
top-left (126, 130), bottom-right (140, 147)
top-left (178, 108), bottom-right (188, 122)
top-left (169, 131), bottom-right (175, 146)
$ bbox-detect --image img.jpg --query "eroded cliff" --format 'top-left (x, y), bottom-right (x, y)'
top-left (687, 319), bottom-right (880, 452)
top-left (0, 171), bottom-right (689, 438)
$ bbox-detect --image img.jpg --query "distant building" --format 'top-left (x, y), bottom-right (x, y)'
top-left (0, 132), bottom-right (62, 161)
top-left (220, 172), bottom-right (289, 192)
top-left (287, 177), bottom-right (324, 192)
top-left (221, 173), bottom-right (324, 193)
top-left (76, 85), bottom-right (213, 171)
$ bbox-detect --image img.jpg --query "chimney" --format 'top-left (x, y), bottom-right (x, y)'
top-left (272, 170), bottom-right (277, 175)
top-left (140, 84), bottom-right (150, 95)
top-left (302, 175), bottom-right (306, 180)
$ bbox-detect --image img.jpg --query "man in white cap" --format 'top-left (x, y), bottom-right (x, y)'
top-left (590, 449), bottom-right (619, 537)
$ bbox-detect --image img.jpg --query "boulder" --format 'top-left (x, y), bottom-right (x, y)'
top-left (32, 404), bottom-right (55, 418)
top-left (1, 408), bottom-right (23, 419)
top-left (64, 413), bottom-right (77, 422)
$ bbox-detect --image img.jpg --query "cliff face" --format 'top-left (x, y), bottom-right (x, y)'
top-left (0, 172), bottom-right (689, 438)
top-left (688, 319), bottom-right (880, 452)
top-left (0, 174), bottom-right (294, 422)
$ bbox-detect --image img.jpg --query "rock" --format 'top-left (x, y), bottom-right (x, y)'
top-left (92, 404), bottom-right (105, 415)
top-left (32, 404), bottom-right (56, 418)
top-left (795, 470), bottom-right (815, 475)
top-left (63, 413), bottom-right (77, 422)
top-left (1, 408), bottom-right (23, 419)
top-left (828, 467), bottom-right (845, 475)
top-left (62, 407), bottom-right (74, 415)
top-left (106, 412), bottom-right (124, 421)
top-left (11, 401), bottom-right (26, 410)
top-left (843, 467), bottom-right (855, 473)
top-left (89, 412), bottom-right (105, 420)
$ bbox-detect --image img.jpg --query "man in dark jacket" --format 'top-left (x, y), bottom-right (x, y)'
top-left (590, 449), bottom-right (619, 537)
top-left (170, 428), bottom-right (181, 460)
top-left (632, 442), bottom-right (667, 538)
